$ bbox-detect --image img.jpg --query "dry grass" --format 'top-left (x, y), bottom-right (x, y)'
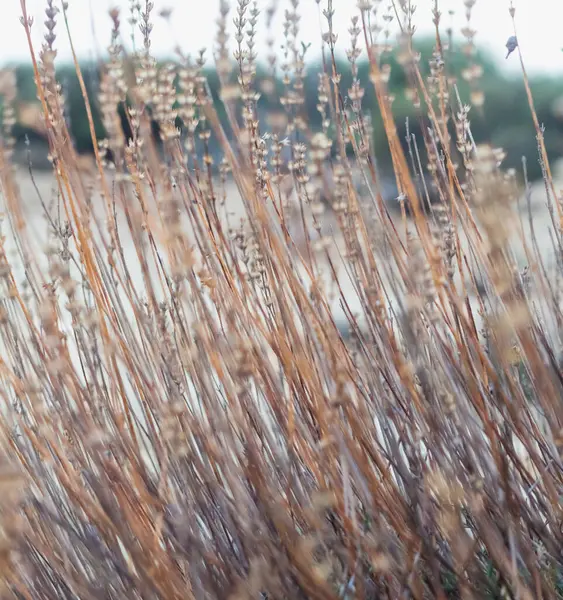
top-left (0, 0), bottom-right (562, 598)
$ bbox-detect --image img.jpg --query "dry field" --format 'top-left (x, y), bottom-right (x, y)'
top-left (2, 0), bottom-right (563, 586)
top-left (6, 159), bottom-right (563, 335)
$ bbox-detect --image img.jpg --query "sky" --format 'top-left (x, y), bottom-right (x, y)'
top-left (0, 0), bottom-right (561, 76)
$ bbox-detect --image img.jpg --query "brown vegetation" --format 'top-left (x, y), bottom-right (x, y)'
top-left (0, 0), bottom-right (561, 598)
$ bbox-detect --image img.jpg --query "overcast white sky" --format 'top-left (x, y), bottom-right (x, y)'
top-left (0, 0), bottom-right (560, 76)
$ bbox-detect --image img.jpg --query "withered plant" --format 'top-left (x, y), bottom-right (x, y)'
top-left (0, 0), bottom-right (561, 598)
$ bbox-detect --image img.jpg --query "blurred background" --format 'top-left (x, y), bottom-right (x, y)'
top-left (1, 0), bottom-right (563, 184)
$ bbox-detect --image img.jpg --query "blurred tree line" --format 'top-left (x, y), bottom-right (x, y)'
top-left (5, 38), bottom-right (563, 181)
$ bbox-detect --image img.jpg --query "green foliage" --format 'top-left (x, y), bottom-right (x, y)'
top-left (6, 38), bottom-right (563, 180)
top-left (10, 61), bottom-right (104, 152)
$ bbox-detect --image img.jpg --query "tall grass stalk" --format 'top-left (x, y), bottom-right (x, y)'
top-left (0, 0), bottom-right (561, 598)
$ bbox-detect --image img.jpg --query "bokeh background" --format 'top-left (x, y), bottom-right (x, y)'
top-left (2, 0), bottom-right (563, 184)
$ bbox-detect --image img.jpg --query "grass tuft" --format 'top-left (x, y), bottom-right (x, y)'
top-left (0, 0), bottom-right (561, 598)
